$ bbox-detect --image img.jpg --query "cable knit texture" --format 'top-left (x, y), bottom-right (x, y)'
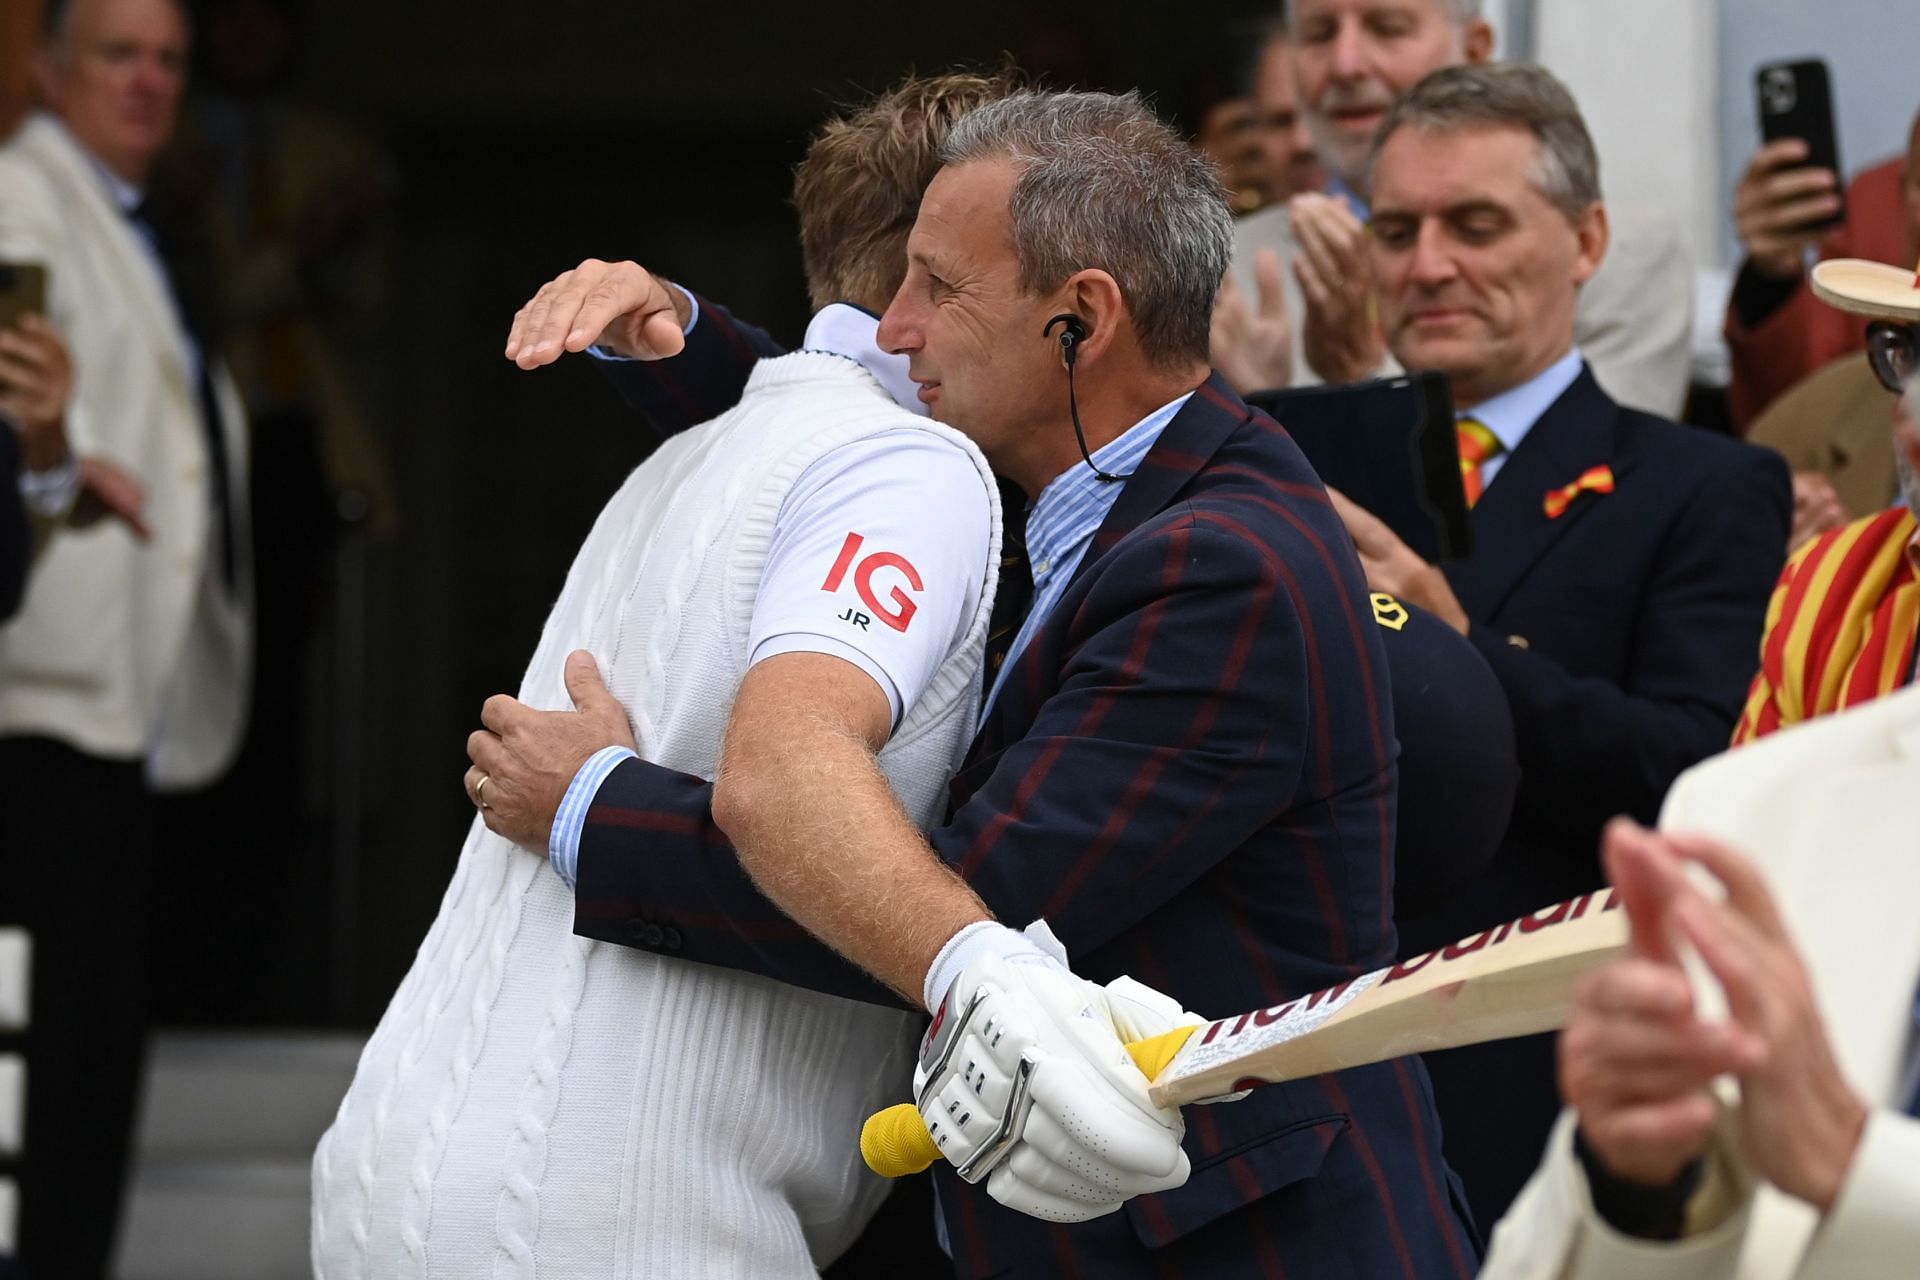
top-left (311, 353), bottom-right (1001, 1278)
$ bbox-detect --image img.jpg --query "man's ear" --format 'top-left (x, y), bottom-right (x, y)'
top-left (1570, 202), bottom-right (1610, 289)
top-left (1054, 269), bottom-right (1126, 366)
top-left (1462, 20), bottom-right (1495, 65)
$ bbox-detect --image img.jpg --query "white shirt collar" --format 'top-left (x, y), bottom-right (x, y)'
top-left (802, 303), bottom-right (926, 417)
top-left (1458, 347), bottom-right (1585, 458)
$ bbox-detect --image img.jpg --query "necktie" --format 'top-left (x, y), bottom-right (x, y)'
top-left (1457, 416), bottom-right (1503, 509)
top-left (982, 476), bottom-right (1033, 710)
top-left (127, 200), bottom-right (238, 591)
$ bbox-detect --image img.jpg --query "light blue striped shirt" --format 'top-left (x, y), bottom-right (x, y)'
top-left (984, 393), bottom-right (1192, 713)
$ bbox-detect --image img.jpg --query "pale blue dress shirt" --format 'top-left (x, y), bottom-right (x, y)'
top-left (1459, 347), bottom-right (1585, 490)
top-left (982, 393), bottom-right (1192, 713)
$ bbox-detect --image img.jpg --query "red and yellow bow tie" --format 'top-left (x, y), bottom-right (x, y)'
top-left (1543, 464), bottom-right (1615, 519)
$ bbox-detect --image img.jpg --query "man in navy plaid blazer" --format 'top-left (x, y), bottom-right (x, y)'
top-left (481, 93), bottom-right (1478, 1277)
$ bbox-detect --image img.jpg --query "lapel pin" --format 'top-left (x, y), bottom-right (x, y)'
top-left (1544, 464), bottom-right (1615, 520)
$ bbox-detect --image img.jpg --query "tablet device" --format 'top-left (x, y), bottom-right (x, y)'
top-left (1249, 370), bottom-right (1473, 563)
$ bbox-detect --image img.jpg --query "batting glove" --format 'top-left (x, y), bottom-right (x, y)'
top-left (914, 921), bottom-right (1192, 1222)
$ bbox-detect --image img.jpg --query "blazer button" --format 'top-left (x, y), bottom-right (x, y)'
top-left (641, 923), bottom-right (665, 947)
top-left (623, 919), bottom-right (651, 945)
top-left (660, 926), bottom-right (682, 950)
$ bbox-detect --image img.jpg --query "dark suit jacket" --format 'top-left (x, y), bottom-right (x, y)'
top-left (1401, 365), bottom-right (1791, 1231)
top-left (0, 425), bottom-right (28, 621)
top-left (581, 306), bottom-right (1479, 1278)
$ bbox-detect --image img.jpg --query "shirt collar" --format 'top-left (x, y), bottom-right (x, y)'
top-left (1025, 392), bottom-right (1193, 579)
top-left (801, 302), bottom-right (926, 416)
top-left (1457, 347), bottom-right (1584, 459)
top-left (1325, 173), bottom-right (1369, 220)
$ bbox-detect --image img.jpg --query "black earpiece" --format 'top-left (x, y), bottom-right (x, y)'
top-left (1045, 312), bottom-right (1089, 367)
top-left (1041, 313), bottom-right (1128, 483)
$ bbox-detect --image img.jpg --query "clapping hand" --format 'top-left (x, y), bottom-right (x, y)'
top-left (1210, 248), bottom-right (1293, 394)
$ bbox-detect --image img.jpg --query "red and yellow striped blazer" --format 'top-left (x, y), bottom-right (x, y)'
top-left (1734, 507), bottom-right (1919, 744)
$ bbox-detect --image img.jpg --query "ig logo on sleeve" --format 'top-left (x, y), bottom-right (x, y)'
top-left (822, 532), bottom-right (922, 633)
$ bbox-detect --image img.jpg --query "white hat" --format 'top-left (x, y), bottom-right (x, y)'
top-left (1809, 258), bottom-right (1920, 323)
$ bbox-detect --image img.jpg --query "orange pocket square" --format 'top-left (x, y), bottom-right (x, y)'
top-left (1544, 465), bottom-right (1615, 519)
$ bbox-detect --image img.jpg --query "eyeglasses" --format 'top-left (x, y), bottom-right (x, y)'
top-left (1866, 321), bottom-right (1918, 394)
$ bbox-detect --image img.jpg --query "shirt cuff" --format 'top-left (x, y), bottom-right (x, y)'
top-left (548, 744), bottom-right (638, 889)
top-left (586, 284), bottom-right (700, 362)
top-left (18, 454), bottom-right (80, 517)
top-left (1728, 258), bottom-right (1803, 331)
top-left (1574, 1125), bottom-right (1705, 1241)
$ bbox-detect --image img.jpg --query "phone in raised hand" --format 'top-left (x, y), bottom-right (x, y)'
top-left (1755, 59), bottom-right (1845, 233)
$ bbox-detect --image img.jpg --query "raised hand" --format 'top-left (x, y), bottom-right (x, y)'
top-left (1561, 822), bottom-right (1744, 1187)
top-left (504, 259), bottom-right (692, 369)
top-left (1291, 193), bottom-right (1385, 385)
top-left (1210, 248), bottom-right (1293, 393)
top-left (1665, 831), bottom-right (1868, 1214)
top-left (0, 315), bottom-right (74, 471)
top-left (1734, 138), bottom-right (1842, 281)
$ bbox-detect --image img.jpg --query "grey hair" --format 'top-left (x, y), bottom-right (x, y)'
top-left (1366, 63), bottom-right (1602, 220)
top-left (42, 0), bottom-right (187, 45)
top-left (1285, 0), bottom-right (1481, 32)
top-left (938, 89), bottom-right (1233, 370)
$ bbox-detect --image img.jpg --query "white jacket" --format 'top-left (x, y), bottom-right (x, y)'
top-left (0, 113), bottom-right (251, 788)
top-left (1481, 685), bottom-right (1920, 1280)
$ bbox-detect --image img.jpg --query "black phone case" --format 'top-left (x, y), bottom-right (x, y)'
top-left (1756, 59), bottom-right (1844, 232)
top-left (0, 262), bottom-right (48, 330)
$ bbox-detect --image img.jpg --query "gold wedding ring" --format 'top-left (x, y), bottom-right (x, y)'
top-left (476, 774), bottom-right (492, 809)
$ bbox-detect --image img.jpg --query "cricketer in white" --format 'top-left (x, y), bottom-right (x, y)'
top-left (308, 302), bottom-right (999, 1278)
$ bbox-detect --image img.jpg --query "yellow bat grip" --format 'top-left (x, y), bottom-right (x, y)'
top-left (860, 1024), bottom-right (1198, 1177)
top-left (861, 1104), bottom-right (941, 1177)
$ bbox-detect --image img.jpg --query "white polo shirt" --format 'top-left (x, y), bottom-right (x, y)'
top-left (550, 303), bottom-right (992, 884)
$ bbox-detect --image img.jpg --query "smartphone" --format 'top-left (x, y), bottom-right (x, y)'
top-left (0, 261), bottom-right (48, 330)
top-left (1756, 58), bottom-right (1845, 232)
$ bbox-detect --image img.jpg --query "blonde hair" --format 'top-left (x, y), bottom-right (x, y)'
top-left (794, 69), bottom-right (1019, 312)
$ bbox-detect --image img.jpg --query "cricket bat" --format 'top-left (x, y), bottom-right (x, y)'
top-left (862, 889), bottom-right (1627, 1177)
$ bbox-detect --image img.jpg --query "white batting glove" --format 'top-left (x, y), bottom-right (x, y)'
top-left (915, 921), bottom-right (1191, 1222)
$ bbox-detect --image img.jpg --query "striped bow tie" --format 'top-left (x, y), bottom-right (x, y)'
top-left (1544, 465), bottom-right (1615, 519)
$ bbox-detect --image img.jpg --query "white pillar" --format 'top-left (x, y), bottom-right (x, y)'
top-left (1533, 0), bottom-right (1724, 268)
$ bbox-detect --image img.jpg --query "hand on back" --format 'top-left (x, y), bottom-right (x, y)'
top-left (504, 259), bottom-right (692, 369)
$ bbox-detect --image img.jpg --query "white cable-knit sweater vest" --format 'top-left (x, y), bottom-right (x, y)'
top-left (311, 353), bottom-right (1001, 1279)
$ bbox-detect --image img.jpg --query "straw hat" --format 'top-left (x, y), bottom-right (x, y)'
top-left (1809, 258), bottom-right (1920, 322)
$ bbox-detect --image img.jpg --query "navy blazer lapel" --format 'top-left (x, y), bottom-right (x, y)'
top-left (973, 373), bottom-right (1246, 755)
top-left (1087, 373), bottom-right (1247, 559)
top-left (1446, 366), bottom-right (1629, 619)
